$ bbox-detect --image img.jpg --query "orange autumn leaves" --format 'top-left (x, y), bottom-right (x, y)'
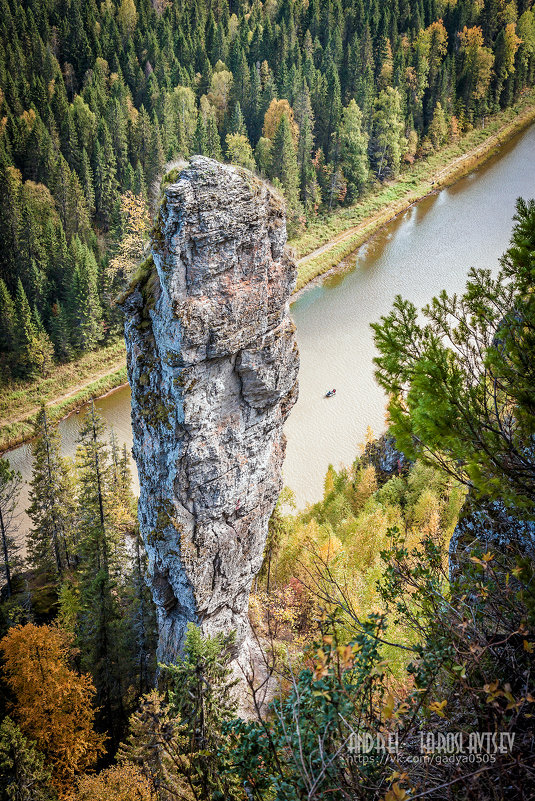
top-left (0, 623), bottom-right (105, 797)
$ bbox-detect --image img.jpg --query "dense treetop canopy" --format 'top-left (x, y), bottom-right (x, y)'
top-left (1, 0), bottom-right (534, 380)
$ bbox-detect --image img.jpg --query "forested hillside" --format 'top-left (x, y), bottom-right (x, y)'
top-left (0, 0), bottom-right (534, 380)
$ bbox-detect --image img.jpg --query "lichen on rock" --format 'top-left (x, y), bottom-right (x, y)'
top-left (121, 156), bottom-right (299, 667)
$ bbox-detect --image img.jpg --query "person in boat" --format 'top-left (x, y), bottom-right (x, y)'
top-left (326, 388), bottom-right (336, 397)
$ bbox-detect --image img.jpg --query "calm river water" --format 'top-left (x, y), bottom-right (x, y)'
top-left (6, 123), bottom-right (535, 541)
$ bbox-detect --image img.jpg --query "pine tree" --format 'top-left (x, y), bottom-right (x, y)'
top-left (372, 198), bottom-right (535, 513)
top-left (0, 458), bottom-right (22, 599)
top-left (27, 407), bottom-right (75, 579)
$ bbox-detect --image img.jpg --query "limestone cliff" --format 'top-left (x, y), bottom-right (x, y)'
top-left (449, 496), bottom-right (535, 581)
top-left (121, 157), bottom-right (299, 665)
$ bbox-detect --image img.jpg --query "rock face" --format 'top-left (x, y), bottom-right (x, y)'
top-left (121, 157), bottom-right (299, 665)
top-left (449, 496), bottom-right (535, 581)
top-left (361, 434), bottom-right (411, 484)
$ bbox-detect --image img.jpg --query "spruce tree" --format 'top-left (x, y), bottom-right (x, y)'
top-left (123, 531), bottom-right (155, 697)
top-left (0, 458), bottom-right (22, 599)
top-left (13, 279), bottom-right (42, 378)
top-left (0, 153), bottom-right (20, 290)
top-left (136, 107), bottom-right (152, 174)
top-left (206, 114), bottom-right (222, 160)
top-left (294, 79), bottom-right (321, 213)
top-left (80, 148), bottom-right (95, 217)
top-left (133, 163), bottom-right (147, 201)
top-left (194, 113), bottom-right (207, 155)
top-left (271, 114), bottom-right (302, 232)
top-left (94, 122), bottom-right (119, 230)
top-left (27, 407), bottom-right (75, 579)
top-left (228, 101), bottom-right (246, 135)
top-left (75, 405), bottom-right (111, 572)
top-left (147, 118), bottom-right (165, 191)
top-left (49, 301), bottom-right (71, 362)
top-left (68, 238), bottom-right (102, 353)
top-left (0, 278), bottom-right (16, 355)
top-left (75, 405), bottom-right (128, 744)
top-left (160, 625), bottom-right (239, 801)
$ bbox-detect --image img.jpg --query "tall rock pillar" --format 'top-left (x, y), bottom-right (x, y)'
top-left (121, 157), bottom-right (299, 664)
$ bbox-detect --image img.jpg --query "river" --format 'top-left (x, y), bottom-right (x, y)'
top-left (6, 123), bottom-right (535, 541)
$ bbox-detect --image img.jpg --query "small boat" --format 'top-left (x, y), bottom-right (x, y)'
top-left (325, 389), bottom-right (336, 398)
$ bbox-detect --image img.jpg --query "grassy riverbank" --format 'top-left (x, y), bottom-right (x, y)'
top-left (0, 342), bottom-right (127, 451)
top-left (2, 91), bottom-right (534, 452)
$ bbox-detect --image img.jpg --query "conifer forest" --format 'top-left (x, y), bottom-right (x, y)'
top-left (1, 0), bottom-right (535, 377)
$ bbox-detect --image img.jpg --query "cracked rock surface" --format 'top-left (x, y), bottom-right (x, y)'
top-left (121, 157), bottom-right (299, 665)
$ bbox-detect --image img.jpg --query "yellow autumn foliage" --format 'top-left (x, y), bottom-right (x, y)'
top-left (0, 623), bottom-right (106, 797)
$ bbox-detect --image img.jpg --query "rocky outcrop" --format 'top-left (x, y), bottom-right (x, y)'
top-left (449, 496), bottom-right (535, 581)
top-left (361, 433), bottom-right (411, 484)
top-left (120, 157), bottom-right (299, 666)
